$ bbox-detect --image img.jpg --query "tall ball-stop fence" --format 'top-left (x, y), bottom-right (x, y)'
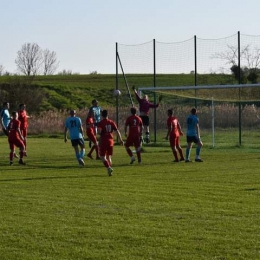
top-left (115, 32), bottom-right (260, 148)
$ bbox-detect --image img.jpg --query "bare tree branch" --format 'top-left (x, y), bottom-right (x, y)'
top-left (15, 43), bottom-right (43, 76)
top-left (211, 45), bottom-right (239, 66)
top-left (0, 64), bottom-right (4, 76)
top-left (212, 44), bottom-right (260, 83)
top-left (212, 44), bottom-right (260, 70)
top-left (42, 49), bottom-right (59, 75)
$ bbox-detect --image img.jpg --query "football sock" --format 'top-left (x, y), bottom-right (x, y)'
top-left (196, 147), bottom-right (201, 159)
top-left (89, 145), bottom-right (95, 154)
top-left (94, 145), bottom-right (99, 157)
top-left (19, 151), bottom-right (24, 159)
top-left (76, 152), bottom-right (80, 160)
top-left (9, 152), bottom-right (14, 161)
top-left (103, 159), bottom-right (110, 168)
top-left (126, 147), bottom-right (133, 157)
top-left (145, 132), bottom-right (150, 140)
top-left (137, 152), bottom-right (141, 162)
top-left (186, 148), bottom-right (191, 160)
top-left (108, 157), bottom-right (112, 166)
top-left (178, 148), bottom-right (184, 159)
top-left (80, 149), bottom-right (85, 158)
top-left (173, 151), bottom-right (178, 161)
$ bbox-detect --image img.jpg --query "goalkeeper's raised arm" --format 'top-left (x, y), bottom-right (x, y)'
top-left (132, 85), bottom-right (161, 143)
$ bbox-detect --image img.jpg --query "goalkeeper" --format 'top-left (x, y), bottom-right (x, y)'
top-left (132, 85), bottom-right (162, 143)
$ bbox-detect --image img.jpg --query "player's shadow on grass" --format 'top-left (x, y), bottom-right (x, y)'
top-left (0, 173), bottom-right (107, 182)
top-left (34, 164), bottom-right (101, 169)
top-left (0, 162), bottom-right (103, 171)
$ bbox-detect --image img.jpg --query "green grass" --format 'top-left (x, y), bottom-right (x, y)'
top-left (0, 73), bottom-right (237, 111)
top-left (0, 137), bottom-right (259, 259)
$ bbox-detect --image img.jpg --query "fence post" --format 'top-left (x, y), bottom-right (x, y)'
top-left (194, 35), bottom-right (197, 108)
top-left (153, 39), bottom-right (157, 143)
top-left (238, 31), bottom-right (242, 146)
top-left (115, 43), bottom-right (120, 142)
top-left (212, 97), bottom-right (215, 148)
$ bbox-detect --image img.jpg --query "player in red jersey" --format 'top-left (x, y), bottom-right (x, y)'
top-left (124, 107), bottom-right (143, 164)
top-left (132, 85), bottom-right (162, 143)
top-left (18, 103), bottom-right (31, 156)
top-left (8, 111), bottom-right (26, 165)
top-left (165, 109), bottom-right (185, 162)
top-left (86, 109), bottom-right (100, 160)
top-left (97, 110), bottom-right (124, 176)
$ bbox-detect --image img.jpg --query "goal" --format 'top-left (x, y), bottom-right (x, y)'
top-left (137, 84), bottom-right (260, 147)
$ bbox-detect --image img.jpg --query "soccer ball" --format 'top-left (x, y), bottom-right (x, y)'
top-left (113, 89), bottom-right (121, 96)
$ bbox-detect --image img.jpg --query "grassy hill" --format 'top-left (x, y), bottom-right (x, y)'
top-left (0, 73), bottom-right (238, 112)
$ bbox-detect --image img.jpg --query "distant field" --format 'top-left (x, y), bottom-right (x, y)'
top-left (0, 137), bottom-right (259, 260)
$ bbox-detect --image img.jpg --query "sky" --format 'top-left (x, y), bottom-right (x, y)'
top-left (1, 0), bottom-right (260, 75)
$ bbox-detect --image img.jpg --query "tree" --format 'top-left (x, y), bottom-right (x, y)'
top-left (230, 65), bottom-right (247, 84)
top-left (42, 49), bottom-right (59, 75)
top-left (58, 69), bottom-right (73, 75)
top-left (0, 78), bottom-right (45, 113)
top-left (0, 64), bottom-right (4, 76)
top-left (212, 44), bottom-right (260, 83)
top-left (15, 43), bottom-right (43, 76)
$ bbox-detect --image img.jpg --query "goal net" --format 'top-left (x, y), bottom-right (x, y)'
top-left (115, 33), bottom-right (260, 148)
top-left (136, 84), bottom-right (260, 148)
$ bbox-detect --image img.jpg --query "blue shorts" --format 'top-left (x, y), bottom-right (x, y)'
top-left (71, 138), bottom-right (85, 147)
top-left (186, 136), bottom-right (199, 144)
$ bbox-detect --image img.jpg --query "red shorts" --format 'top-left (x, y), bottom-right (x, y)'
top-left (99, 145), bottom-right (113, 157)
top-left (9, 138), bottom-right (25, 150)
top-left (125, 136), bottom-right (140, 148)
top-left (169, 136), bottom-right (180, 147)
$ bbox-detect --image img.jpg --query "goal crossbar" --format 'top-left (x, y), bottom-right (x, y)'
top-left (138, 83), bottom-right (260, 92)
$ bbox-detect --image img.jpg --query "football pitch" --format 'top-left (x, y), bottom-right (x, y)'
top-left (0, 137), bottom-right (259, 260)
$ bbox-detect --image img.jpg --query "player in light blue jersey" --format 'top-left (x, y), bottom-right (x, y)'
top-left (185, 108), bottom-right (203, 162)
top-left (1, 102), bottom-right (11, 136)
top-left (90, 99), bottom-right (102, 128)
top-left (88, 99), bottom-right (102, 158)
top-left (64, 110), bottom-right (85, 166)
